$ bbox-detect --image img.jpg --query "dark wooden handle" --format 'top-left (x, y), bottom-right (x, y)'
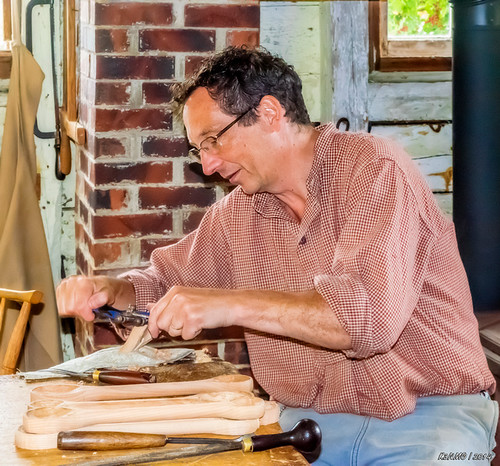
top-left (250, 419), bottom-right (321, 454)
top-left (94, 370), bottom-right (156, 385)
top-left (57, 431), bottom-right (167, 450)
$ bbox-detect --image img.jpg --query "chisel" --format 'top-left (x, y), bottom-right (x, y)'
top-left (45, 368), bottom-right (156, 384)
top-left (58, 419), bottom-right (321, 465)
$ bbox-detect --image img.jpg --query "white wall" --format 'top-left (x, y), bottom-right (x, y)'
top-left (261, 1), bottom-right (453, 217)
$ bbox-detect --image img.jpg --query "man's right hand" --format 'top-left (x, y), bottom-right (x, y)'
top-left (56, 275), bottom-right (135, 321)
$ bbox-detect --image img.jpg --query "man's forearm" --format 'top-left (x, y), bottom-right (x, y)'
top-left (232, 289), bottom-right (352, 351)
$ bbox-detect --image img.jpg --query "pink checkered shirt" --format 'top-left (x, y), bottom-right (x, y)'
top-left (125, 123), bottom-right (494, 421)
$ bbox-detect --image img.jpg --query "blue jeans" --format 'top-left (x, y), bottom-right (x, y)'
top-left (279, 393), bottom-right (498, 465)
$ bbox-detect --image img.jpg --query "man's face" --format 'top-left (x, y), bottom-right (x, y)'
top-left (183, 87), bottom-right (274, 195)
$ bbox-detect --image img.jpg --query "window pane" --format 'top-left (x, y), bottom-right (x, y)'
top-left (388, 0), bottom-right (451, 38)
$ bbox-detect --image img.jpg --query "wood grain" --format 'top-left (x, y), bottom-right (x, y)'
top-left (30, 374), bottom-right (254, 402)
top-left (120, 325), bottom-right (151, 353)
top-left (23, 392), bottom-right (266, 434)
top-left (16, 418), bottom-right (261, 450)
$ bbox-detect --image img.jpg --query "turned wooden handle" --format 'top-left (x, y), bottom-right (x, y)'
top-left (251, 419), bottom-right (322, 454)
top-left (93, 370), bottom-right (156, 385)
top-left (57, 431), bottom-right (167, 450)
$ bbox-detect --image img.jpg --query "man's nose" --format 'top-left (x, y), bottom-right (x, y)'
top-left (201, 151), bottom-right (224, 176)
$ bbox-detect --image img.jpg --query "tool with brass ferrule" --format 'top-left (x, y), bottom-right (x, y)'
top-left (43, 368), bottom-right (156, 384)
top-left (58, 419), bottom-right (321, 465)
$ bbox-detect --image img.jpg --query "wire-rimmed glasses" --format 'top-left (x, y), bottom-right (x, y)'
top-left (188, 108), bottom-right (253, 163)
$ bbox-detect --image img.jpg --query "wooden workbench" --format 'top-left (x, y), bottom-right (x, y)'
top-left (0, 375), bottom-right (310, 465)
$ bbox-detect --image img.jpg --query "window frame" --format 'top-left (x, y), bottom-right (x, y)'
top-left (369, 0), bottom-right (452, 72)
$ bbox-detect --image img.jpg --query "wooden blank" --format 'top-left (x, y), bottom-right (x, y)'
top-left (120, 325), bottom-right (151, 353)
top-left (23, 392), bottom-right (266, 434)
top-left (15, 417), bottom-right (261, 450)
top-left (30, 374), bottom-right (253, 402)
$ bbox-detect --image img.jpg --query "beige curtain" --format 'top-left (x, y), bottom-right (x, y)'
top-left (0, 0), bottom-right (62, 370)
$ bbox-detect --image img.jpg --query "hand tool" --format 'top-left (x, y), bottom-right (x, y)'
top-left (93, 305), bottom-right (150, 327)
top-left (58, 418), bottom-right (321, 465)
top-left (43, 368), bottom-right (156, 384)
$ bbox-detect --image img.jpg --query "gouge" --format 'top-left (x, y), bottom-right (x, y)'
top-left (58, 419), bottom-right (321, 465)
top-left (46, 368), bottom-right (156, 384)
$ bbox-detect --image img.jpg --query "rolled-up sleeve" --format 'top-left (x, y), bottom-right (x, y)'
top-left (315, 157), bottom-right (438, 359)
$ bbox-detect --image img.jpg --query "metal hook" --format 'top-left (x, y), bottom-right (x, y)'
top-left (336, 118), bottom-right (350, 131)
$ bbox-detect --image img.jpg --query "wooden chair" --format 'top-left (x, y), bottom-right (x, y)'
top-left (0, 288), bottom-right (43, 375)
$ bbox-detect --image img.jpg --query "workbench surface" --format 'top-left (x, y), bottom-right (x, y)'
top-left (0, 375), bottom-right (310, 465)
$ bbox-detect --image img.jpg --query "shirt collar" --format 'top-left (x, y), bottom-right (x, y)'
top-left (251, 123), bottom-right (337, 220)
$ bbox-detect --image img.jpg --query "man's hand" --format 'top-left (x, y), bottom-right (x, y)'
top-left (56, 275), bottom-right (135, 321)
top-left (147, 286), bottom-right (234, 340)
top-left (147, 286), bottom-right (352, 351)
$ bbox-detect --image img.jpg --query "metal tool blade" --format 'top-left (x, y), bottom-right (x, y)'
top-left (66, 442), bottom-right (242, 466)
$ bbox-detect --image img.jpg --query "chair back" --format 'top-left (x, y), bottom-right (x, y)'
top-left (0, 288), bottom-right (43, 375)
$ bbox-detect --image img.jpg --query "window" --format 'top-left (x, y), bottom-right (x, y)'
top-left (369, 0), bottom-right (452, 72)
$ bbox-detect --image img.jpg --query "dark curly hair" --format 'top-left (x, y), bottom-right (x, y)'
top-left (170, 46), bottom-right (311, 126)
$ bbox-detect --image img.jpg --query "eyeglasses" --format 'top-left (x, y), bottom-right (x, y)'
top-left (188, 108), bottom-right (253, 162)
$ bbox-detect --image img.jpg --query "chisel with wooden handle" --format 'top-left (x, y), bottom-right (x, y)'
top-left (45, 368), bottom-right (156, 384)
top-left (58, 419), bottom-right (321, 465)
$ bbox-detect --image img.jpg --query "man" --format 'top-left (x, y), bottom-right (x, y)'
top-left (57, 47), bottom-right (497, 464)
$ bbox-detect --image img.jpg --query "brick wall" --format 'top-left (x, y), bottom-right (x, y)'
top-left (75, 0), bottom-right (259, 379)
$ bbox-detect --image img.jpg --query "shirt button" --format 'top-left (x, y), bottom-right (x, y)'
top-left (299, 236), bottom-right (307, 245)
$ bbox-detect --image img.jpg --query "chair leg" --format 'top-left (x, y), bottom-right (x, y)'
top-left (0, 302), bottom-right (32, 375)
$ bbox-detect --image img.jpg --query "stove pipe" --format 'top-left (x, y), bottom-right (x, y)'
top-left (451, 0), bottom-right (500, 311)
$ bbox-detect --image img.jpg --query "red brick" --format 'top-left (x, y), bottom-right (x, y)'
top-left (93, 212), bottom-right (173, 239)
top-left (141, 238), bottom-right (179, 262)
top-left (185, 5), bottom-right (260, 28)
top-left (94, 81), bottom-right (131, 105)
top-left (75, 246), bottom-right (89, 276)
top-left (142, 136), bottom-right (188, 157)
top-left (95, 3), bottom-right (173, 26)
top-left (87, 134), bottom-right (128, 158)
top-left (185, 55), bottom-right (205, 77)
top-left (224, 340), bottom-right (250, 365)
top-left (78, 149), bottom-right (91, 178)
top-left (226, 30), bottom-right (259, 48)
top-left (95, 29), bottom-right (130, 53)
top-left (88, 187), bottom-right (130, 211)
top-left (142, 82), bottom-right (172, 105)
top-left (139, 29), bottom-right (215, 53)
top-left (90, 241), bottom-right (131, 267)
top-left (78, 200), bottom-right (89, 228)
top-left (94, 108), bottom-right (172, 132)
top-left (93, 161), bottom-right (173, 185)
top-left (74, 220), bottom-right (85, 245)
top-left (184, 162), bottom-right (224, 184)
top-left (95, 56), bottom-right (174, 80)
top-left (139, 186), bottom-right (216, 209)
top-left (182, 210), bottom-right (206, 234)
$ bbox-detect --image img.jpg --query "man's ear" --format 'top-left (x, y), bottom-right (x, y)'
top-left (256, 95), bottom-right (286, 128)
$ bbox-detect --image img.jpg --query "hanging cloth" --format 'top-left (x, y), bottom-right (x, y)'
top-left (0, 0), bottom-right (62, 370)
